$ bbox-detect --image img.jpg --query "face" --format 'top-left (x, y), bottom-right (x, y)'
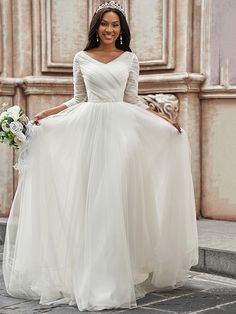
top-left (97, 11), bottom-right (121, 45)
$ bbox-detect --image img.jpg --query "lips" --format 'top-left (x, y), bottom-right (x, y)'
top-left (103, 34), bottom-right (114, 39)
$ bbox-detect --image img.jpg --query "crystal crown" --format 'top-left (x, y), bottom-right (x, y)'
top-left (95, 1), bottom-right (126, 17)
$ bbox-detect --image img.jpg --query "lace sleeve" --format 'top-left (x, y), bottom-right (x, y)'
top-left (64, 53), bottom-right (87, 107)
top-left (123, 53), bottom-right (149, 109)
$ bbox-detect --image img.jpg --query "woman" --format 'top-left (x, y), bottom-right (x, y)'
top-left (3, 1), bottom-right (198, 311)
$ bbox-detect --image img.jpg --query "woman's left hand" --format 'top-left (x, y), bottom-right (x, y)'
top-left (171, 121), bottom-right (182, 133)
top-left (146, 108), bottom-right (182, 133)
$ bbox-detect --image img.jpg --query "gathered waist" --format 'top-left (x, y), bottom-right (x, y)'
top-left (87, 98), bottom-right (124, 103)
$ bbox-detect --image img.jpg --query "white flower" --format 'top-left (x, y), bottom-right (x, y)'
top-left (9, 121), bottom-right (23, 134)
top-left (7, 105), bottom-right (21, 121)
top-left (1, 121), bottom-right (10, 132)
top-left (15, 131), bottom-right (26, 142)
top-left (0, 111), bottom-right (8, 121)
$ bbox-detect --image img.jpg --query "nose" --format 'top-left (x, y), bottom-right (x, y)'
top-left (105, 25), bottom-right (113, 32)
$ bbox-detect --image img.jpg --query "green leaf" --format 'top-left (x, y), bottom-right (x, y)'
top-left (7, 117), bottom-right (14, 124)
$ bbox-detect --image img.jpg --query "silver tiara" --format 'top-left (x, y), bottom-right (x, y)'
top-left (95, 1), bottom-right (126, 17)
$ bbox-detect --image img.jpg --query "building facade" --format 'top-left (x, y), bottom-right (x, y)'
top-left (0, 0), bottom-right (236, 220)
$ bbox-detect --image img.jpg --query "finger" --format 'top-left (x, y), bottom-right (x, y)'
top-left (177, 125), bottom-right (182, 133)
top-left (173, 123), bottom-right (182, 133)
top-left (32, 119), bottom-right (40, 125)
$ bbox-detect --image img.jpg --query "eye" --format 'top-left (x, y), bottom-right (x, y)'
top-left (100, 21), bottom-right (107, 26)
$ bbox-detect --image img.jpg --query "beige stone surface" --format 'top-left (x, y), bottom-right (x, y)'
top-left (0, 93), bottom-right (14, 217)
top-left (200, 0), bottom-right (236, 220)
top-left (0, 144), bottom-right (14, 217)
top-left (201, 99), bottom-right (236, 220)
top-left (2, 0), bottom-right (235, 221)
top-left (178, 93), bottom-right (201, 217)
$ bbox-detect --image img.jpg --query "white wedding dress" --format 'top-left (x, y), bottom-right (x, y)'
top-left (3, 50), bottom-right (198, 311)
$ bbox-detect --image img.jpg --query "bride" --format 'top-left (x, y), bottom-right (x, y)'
top-left (3, 1), bottom-right (198, 311)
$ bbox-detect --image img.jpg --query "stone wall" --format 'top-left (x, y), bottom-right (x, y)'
top-left (1, 0), bottom-right (235, 220)
top-left (200, 0), bottom-right (236, 220)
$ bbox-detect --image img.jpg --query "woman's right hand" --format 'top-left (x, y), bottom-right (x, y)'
top-left (32, 110), bottom-right (48, 125)
top-left (32, 104), bottom-right (67, 125)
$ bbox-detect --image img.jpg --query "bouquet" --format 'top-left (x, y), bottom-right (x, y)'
top-left (0, 103), bottom-right (33, 149)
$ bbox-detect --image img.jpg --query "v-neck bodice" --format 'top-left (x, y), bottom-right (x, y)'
top-left (64, 50), bottom-right (149, 109)
top-left (81, 50), bottom-right (127, 65)
top-left (76, 50), bottom-right (132, 102)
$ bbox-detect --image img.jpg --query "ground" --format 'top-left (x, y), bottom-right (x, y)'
top-left (1, 219), bottom-right (236, 313)
top-left (1, 261), bottom-right (236, 314)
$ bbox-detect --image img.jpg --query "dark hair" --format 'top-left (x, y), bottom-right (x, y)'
top-left (84, 7), bottom-right (132, 52)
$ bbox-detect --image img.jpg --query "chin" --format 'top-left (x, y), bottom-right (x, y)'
top-left (101, 40), bottom-right (116, 45)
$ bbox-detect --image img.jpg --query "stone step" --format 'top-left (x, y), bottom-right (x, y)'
top-left (192, 218), bottom-right (236, 279)
top-left (1, 218), bottom-right (236, 279)
top-left (192, 246), bottom-right (236, 279)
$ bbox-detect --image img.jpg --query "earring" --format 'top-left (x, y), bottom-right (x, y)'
top-left (120, 33), bottom-right (123, 45)
top-left (96, 33), bottom-right (99, 42)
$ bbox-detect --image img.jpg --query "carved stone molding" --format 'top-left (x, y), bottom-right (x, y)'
top-left (39, 0), bottom-right (175, 73)
top-left (41, 0), bottom-right (88, 73)
top-left (0, 0), bottom-right (13, 77)
top-left (141, 93), bottom-right (179, 121)
top-left (1, 72), bottom-right (205, 97)
top-left (200, 0), bottom-right (216, 89)
top-left (130, 0), bottom-right (175, 71)
top-left (0, 78), bottom-right (17, 96)
top-left (21, 76), bottom-right (72, 95)
top-left (32, 0), bottom-right (41, 76)
top-left (139, 72), bottom-right (205, 94)
top-left (200, 88), bottom-right (236, 99)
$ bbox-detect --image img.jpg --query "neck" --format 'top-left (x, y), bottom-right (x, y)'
top-left (97, 42), bottom-right (117, 51)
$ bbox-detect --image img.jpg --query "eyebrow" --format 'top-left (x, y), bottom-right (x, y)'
top-left (101, 19), bottom-right (120, 23)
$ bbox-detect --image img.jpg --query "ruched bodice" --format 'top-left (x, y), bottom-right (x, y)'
top-left (79, 51), bottom-right (129, 102)
top-left (64, 50), bottom-right (149, 109)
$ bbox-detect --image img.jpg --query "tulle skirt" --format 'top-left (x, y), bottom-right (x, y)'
top-left (3, 101), bottom-right (198, 311)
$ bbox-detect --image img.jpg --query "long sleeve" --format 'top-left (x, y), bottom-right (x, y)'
top-left (64, 53), bottom-right (87, 107)
top-left (123, 53), bottom-right (149, 109)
